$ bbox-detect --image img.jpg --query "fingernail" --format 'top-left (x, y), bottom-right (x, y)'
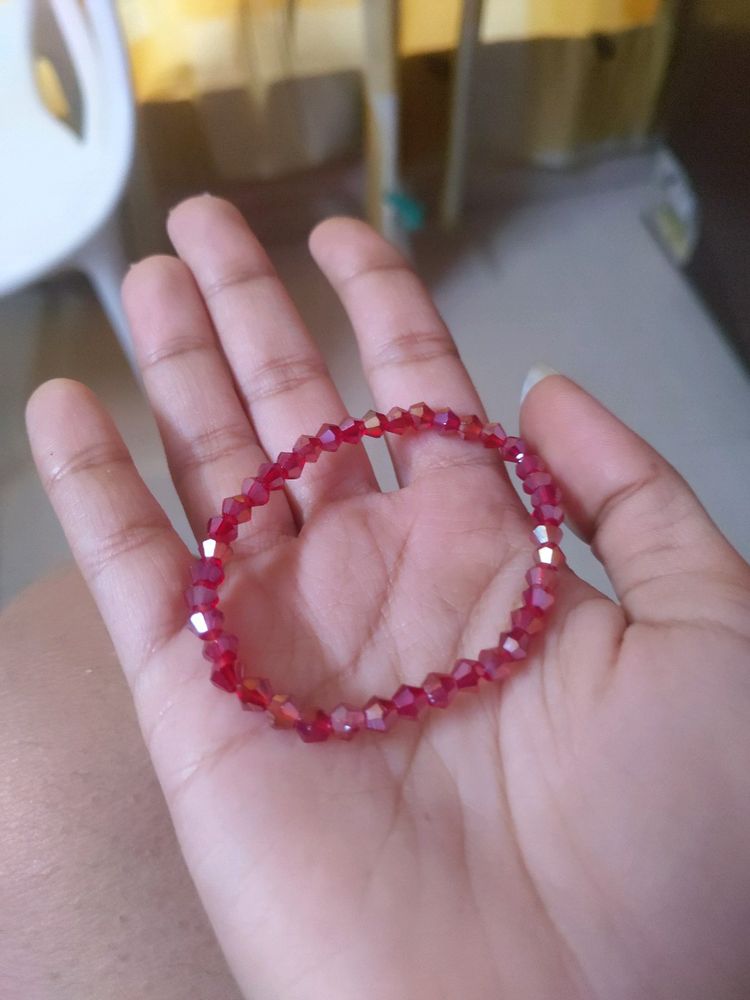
top-left (520, 363), bottom-right (559, 404)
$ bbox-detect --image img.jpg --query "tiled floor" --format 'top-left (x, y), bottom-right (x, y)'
top-left (1, 155), bottom-right (748, 608)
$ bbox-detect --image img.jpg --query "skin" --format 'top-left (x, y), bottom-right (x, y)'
top-left (7, 195), bottom-right (750, 999)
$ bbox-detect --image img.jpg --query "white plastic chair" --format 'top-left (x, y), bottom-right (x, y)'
top-left (0, 0), bottom-right (136, 367)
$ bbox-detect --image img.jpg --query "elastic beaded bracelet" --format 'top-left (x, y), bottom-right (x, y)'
top-left (185, 403), bottom-right (565, 744)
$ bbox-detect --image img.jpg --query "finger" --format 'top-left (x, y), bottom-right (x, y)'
top-left (520, 369), bottom-right (750, 623)
top-left (25, 379), bottom-right (190, 674)
top-left (122, 254), bottom-right (296, 551)
top-left (308, 216), bottom-right (514, 495)
top-left (166, 195), bottom-right (378, 520)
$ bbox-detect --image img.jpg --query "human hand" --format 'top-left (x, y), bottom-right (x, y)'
top-left (26, 196), bottom-right (750, 1000)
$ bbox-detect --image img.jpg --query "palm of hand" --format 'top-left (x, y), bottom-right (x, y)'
top-left (26, 197), bottom-right (750, 1000)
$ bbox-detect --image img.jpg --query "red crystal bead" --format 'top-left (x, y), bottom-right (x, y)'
top-left (409, 402), bottom-right (435, 427)
top-left (277, 451), bottom-right (304, 480)
top-left (501, 437), bottom-right (527, 461)
top-left (480, 422), bottom-right (506, 448)
top-left (534, 504), bottom-right (565, 526)
top-left (451, 658), bottom-right (483, 689)
top-left (222, 495), bottom-right (252, 523)
top-left (210, 657), bottom-right (239, 692)
top-left (423, 672), bottom-right (458, 708)
top-left (458, 415), bottom-right (483, 441)
top-left (188, 608), bottom-right (224, 640)
top-left (517, 454), bottom-right (545, 479)
top-left (296, 710), bottom-right (333, 743)
top-left (526, 564), bottom-right (558, 588)
top-left (257, 462), bottom-right (285, 490)
top-left (523, 471), bottom-right (553, 495)
top-left (537, 544), bottom-right (565, 568)
top-left (499, 628), bottom-right (529, 661)
top-left (184, 584), bottom-right (219, 611)
top-left (206, 515), bottom-right (238, 543)
top-left (203, 632), bottom-right (239, 662)
top-left (317, 423), bottom-right (342, 451)
top-left (523, 585), bottom-right (555, 613)
top-left (190, 558), bottom-right (224, 588)
top-left (241, 477), bottom-right (271, 506)
top-left (293, 435), bottom-right (322, 462)
top-left (237, 676), bottom-right (274, 711)
top-left (392, 684), bottom-right (429, 719)
top-left (385, 406), bottom-right (414, 435)
top-left (511, 605), bottom-right (545, 635)
top-left (478, 647), bottom-right (512, 682)
top-left (531, 524), bottom-right (563, 546)
top-left (362, 410), bottom-right (388, 437)
top-left (266, 694), bottom-right (302, 729)
top-left (363, 697), bottom-right (397, 732)
top-left (531, 484), bottom-right (562, 507)
top-left (330, 703), bottom-right (366, 740)
top-left (339, 418), bottom-right (365, 444)
top-left (433, 408), bottom-right (460, 432)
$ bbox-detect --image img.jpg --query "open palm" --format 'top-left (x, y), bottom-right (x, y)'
top-left (27, 197), bottom-right (750, 1000)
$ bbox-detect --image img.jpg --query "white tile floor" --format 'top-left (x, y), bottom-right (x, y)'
top-left (1, 156), bottom-right (748, 608)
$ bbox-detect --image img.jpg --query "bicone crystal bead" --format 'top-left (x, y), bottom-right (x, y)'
top-left (385, 406), bottom-right (414, 435)
top-left (330, 703), bottom-right (366, 740)
top-left (277, 451), bottom-right (304, 480)
top-left (296, 710), bottom-right (333, 743)
top-left (480, 422), bottom-right (506, 448)
top-left (266, 694), bottom-right (302, 729)
top-left (241, 477), bottom-right (271, 506)
top-left (531, 484), bottom-right (562, 507)
top-left (222, 495), bottom-right (252, 523)
top-left (339, 418), bottom-right (365, 444)
top-left (499, 628), bottom-right (529, 661)
top-left (423, 672), bottom-right (458, 708)
top-left (523, 585), bottom-right (555, 612)
top-left (362, 410), bottom-right (388, 437)
top-left (257, 462), bottom-right (285, 490)
top-left (184, 584), bottom-right (219, 611)
top-left (458, 415), bottom-right (483, 441)
top-left (188, 608), bottom-right (224, 640)
top-left (478, 647), bottom-right (511, 682)
top-left (534, 504), bottom-right (564, 526)
top-left (363, 697), bottom-right (397, 732)
top-left (206, 515), bottom-right (238, 543)
top-left (526, 564), bottom-right (559, 588)
top-left (501, 437), bottom-right (527, 462)
top-left (237, 676), bottom-right (274, 711)
top-left (317, 423), bottom-right (342, 451)
top-left (190, 558), bottom-right (224, 588)
top-left (511, 605), bottom-right (545, 635)
top-left (451, 658), bottom-right (483, 689)
top-left (432, 408), bottom-right (460, 432)
top-left (523, 471), bottom-right (553, 495)
top-left (537, 544), bottom-right (565, 568)
top-left (531, 524), bottom-right (563, 546)
top-left (294, 435), bottom-right (322, 462)
top-left (202, 632), bottom-right (239, 662)
top-left (210, 657), bottom-right (239, 692)
top-left (516, 454), bottom-right (545, 479)
top-left (392, 684), bottom-right (429, 718)
top-left (409, 402), bottom-right (435, 427)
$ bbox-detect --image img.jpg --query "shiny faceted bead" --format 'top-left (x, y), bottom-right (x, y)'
top-left (199, 538), bottom-right (232, 562)
top-left (362, 410), bottom-right (388, 437)
top-left (206, 515), bottom-right (238, 543)
top-left (210, 657), bottom-right (239, 693)
top-left (385, 406), bottom-right (414, 435)
top-left (423, 672), bottom-right (457, 708)
top-left (537, 544), bottom-right (565, 568)
top-left (241, 477), bottom-right (271, 506)
top-left (501, 436), bottom-right (527, 462)
top-left (392, 685), bottom-right (428, 719)
top-left (458, 415), bottom-right (483, 441)
top-left (190, 558), bottom-right (224, 588)
top-left (478, 647), bottom-right (511, 682)
top-left (480, 422), bottom-right (506, 448)
top-left (499, 628), bottom-right (529, 661)
top-left (317, 423), bottom-right (342, 451)
top-left (184, 584), bottom-right (219, 611)
top-left (531, 524), bottom-right (563, 546)
top-left (511, 605), bottom-right (545, 635)
top-left (237, 676), bottom-right (274, 711)
top-left (296, 710), bottom-right (333, 743)
top-left (523, 471), bottom-right (553, 495)
top-left (202, 632), bottom-right (239, 662)
top-left (329, 703), bottom-right (366, 741)
top-left (222, 495), bottom-right (252, 523)
top-left (277, 451), bottom-right (304, 480)
top-left (517, 454), bottom-right (545, 479)
top-left (432, 408), bottom-right (460, 432)
top-left (363, 697), bottom-right (397, 732)
top-left (294, 435), bottom-right (322, 462)
top-left (188, 608), bottom-right (224, 640)
top-left (534, 504), bottom-right (565, 526)
top-left (409, 401), bottom-right (435, 427)
top-left (339, 417), bottom-right (365, 444)
top-left (451, 658), bottom-right (483, 689)
top-left (266, 694), bottom-right (302, 729)
top-left (257, 462), bottom-right (285, 490)
top-left (526, 564), bottom-right (558, 588)
top-left (523, 585), bottom-right (555, 612)
top-left (531, 484), bottom-right (562, 507)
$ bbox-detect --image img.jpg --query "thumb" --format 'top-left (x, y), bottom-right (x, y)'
top-left (519, 368), bottom-right (750, 624)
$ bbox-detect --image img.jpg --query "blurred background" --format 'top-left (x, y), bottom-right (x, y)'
top-left (0, 0), bottom-right (748, 606)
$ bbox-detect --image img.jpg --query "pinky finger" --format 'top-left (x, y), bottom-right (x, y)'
top-left (26, 379), bottom-right (191, 682)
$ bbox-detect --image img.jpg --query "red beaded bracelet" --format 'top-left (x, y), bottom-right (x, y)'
top-left (186, 403), bottom-right (565, 743)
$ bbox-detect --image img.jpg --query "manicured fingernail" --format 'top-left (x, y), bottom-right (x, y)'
top-left (520, 363), bottom-right (559, 404)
